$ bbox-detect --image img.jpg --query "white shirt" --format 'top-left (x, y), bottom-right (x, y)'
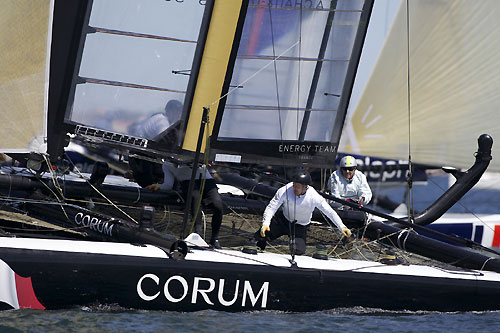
top-left (163, 162), bottom-right (212, 182)
top-left (152, 163), bottom-right (213, 191)
top-left (132, 113), bottom-right (170, 140)
top-left (328, 169), bottom-right (372, 206)
top-left (262, 182), bottom-right (346, 230)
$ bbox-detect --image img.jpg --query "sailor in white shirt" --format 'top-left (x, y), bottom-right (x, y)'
top-left (129, 99), bottom-right (182, 140)
top-left (328, 155), bottom-right (372, 208)
top-left (256, 170), bottom-right (351, 255)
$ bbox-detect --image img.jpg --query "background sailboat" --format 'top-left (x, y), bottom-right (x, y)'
top-left (338, 0), bottom-right (500, 248)
top-left (342, 0), bottom-right (500, 170)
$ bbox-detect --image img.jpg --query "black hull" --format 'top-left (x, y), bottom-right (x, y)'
top-left (1, 237), bottom-right (500, 312)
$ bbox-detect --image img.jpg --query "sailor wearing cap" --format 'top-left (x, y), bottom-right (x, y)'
top-left (256, 169), bottom-right (351, 255)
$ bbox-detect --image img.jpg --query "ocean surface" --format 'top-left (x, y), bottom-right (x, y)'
top-left (3, 173), bottom-right (500, 332)
top-left (1, 307), bottom-right (500, 332)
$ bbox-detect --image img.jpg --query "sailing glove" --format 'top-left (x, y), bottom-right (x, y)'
top-left (260, 225), bottom-right (270, 238)
top-left (341, 227), bottom-right (352, 238)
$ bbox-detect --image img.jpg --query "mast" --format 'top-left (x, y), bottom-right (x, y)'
top-left (180, 107), bottom-right (209, 238)
top-left (47, 0), bottom-right (92, 161)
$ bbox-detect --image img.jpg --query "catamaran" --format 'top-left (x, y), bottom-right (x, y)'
top-left (2, 0), bottom-right (500, 312)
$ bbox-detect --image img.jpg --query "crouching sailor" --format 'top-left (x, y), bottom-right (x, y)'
top-left (255, 169), bottom-right (351, 255)
top-left (328, 155), bottom-right (372, 209)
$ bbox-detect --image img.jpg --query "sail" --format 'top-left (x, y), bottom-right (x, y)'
top-left (55, 0), bottom-right (373, 166)
top-left (0, 0), bottom-right (53, 153)
top-left (342, 0), bottom-right (500, 171)
top-left (182, 0), bottom-right (244, 153)
top-left (208, 0), bottom-right (374, 168)
top-left (60, 0), bottom-right (208, 154)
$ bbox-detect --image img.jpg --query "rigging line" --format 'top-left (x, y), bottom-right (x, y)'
top-left (43, 156), bottom-right (67, 201)
top-left (273, 5), bottom-right (295, 240)
top-left (425, 175), bottom-right (499, 237)
top-left (38, 180), bottom-right (73, 227)
top-left (264, 5), bottom-right (288, 203)
top-left (191, 248), bottom-right (299, 270)
top-left (64, 154), bottom-right (138, 224)
top-left (0, 196), bottom-right (113, 214)
top-left (32, 168), bottom-right (65, 206)
top-left (480, 257), bottom-right (495, 272)
top-left (0, 225), bottom-right (87, 233)
top-left (327, 231), bottom-right (391, 258)
top-left (63, 196), bottom-right (145, 212)
top-left (265, 3), bottom-right (296, 256)
top-left (297, 2), bottom-right (303, 148)
top-left (290, 3), bottom-right (304, 230)
top-left (207, 41), bottom-right (299, 108)
top-left (225, 206), bottom-right (261, 232)
top-left (405, 0), bottom-right (414, 224)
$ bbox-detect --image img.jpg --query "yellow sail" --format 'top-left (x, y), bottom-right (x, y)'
top-left (342, 0), bottom-right (500, 171)
top-left (0, 0), bottom-right (52, 152)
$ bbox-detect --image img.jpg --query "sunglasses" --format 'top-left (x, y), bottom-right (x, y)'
top-left (342, 167), bottom-right (356, 171)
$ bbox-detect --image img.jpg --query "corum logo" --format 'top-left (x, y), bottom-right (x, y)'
top-left (137, 274), bottom-right (269, 308)
top-left (74, 212), bottom-right (114, 236)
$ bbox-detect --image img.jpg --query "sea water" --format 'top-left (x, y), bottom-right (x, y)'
top-left (2, 173), bottom-right (500, 332)
top-left (1, 308), bottom-right (499, 332)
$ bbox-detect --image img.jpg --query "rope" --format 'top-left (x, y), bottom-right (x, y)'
top-left (207, 41), bottom-right (300, 109)
top-left (397, 228), bottom-right (411, 251)
top-left (425, 175), bottom-right (500, 241)
top-left (64, 155), bottom-right (138, 224)
top-left (405, 0), bottom-right (414, 225)
top-left (480, 257), bottom-right (494, 272)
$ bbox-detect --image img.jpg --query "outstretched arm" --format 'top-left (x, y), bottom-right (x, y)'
top-left (317, 197), bottom-right (351, 237)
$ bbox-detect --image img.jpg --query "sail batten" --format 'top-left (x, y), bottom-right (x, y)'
top-left (236, 54), bottom-right (349, 62)
top-left (92, 27), bottom-right (197, 44)
top-left (249, 5), bottom-right (362, 13)
top-left (81, 78), bottom-right (186, 94)
top-left (225, 105), bottom-right (336, 112)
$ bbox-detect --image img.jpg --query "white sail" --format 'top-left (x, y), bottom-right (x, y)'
top-left (0, 0), bottom-right (52, 153)
top-left (341, 0), bottom-right (500, 171)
